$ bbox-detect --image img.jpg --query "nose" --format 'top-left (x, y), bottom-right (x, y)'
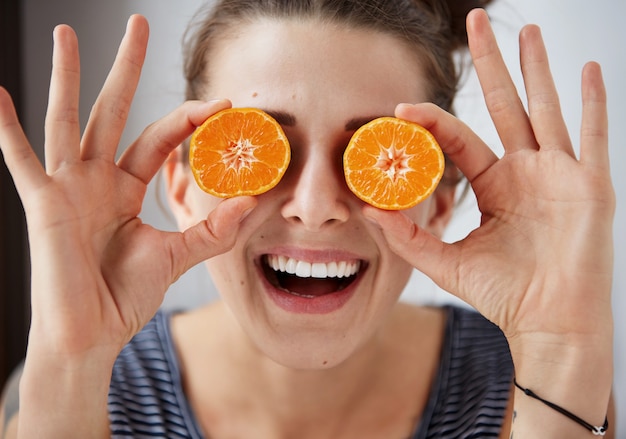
top-left (280, 149), bottom-right (351, 231)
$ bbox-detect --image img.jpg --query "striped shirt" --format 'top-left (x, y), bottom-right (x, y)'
top-left (108, 306), bottom-right (513, 438)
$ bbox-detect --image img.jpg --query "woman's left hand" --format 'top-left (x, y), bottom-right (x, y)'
top-left (364, 9), bottom-right (614, 432)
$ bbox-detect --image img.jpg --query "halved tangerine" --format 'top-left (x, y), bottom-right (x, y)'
top-left (189, 108), bottom-right (291, 197)
top-left (343, 117), bottom-right (445, 210)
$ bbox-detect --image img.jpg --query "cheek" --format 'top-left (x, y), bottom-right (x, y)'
top-left (204, 252), bottom-right (249, 317)
top-left (380, 253), bottom-right (414, 299)
top-left (187, 184), bottom-right (223, 220)
top-left (205, 240), bottom-right (246, 286)
top-left (204, 241), bottom-right (258, 309)
top-left (369, 222), bottom-right (416, 299)
top-left (403, 198), bottom-right (434, 228)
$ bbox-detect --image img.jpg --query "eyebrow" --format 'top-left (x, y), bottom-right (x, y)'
top-left (263, 110), bottom-right (297, 127)
top-left (262, 109), bottom-right (382, 131)
top-left (344, 116), bottom-right (382, 132)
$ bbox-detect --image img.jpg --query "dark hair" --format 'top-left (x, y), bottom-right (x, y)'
top-left (183, 0), bottom-right (493, 112)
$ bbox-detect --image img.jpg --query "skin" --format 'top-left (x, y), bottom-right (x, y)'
top-left (167, 18), bottom-right (454, 370)
top-left (0, 8), bottom-right (615, 439)
top-left (164, 18), bottom-right (456, 437)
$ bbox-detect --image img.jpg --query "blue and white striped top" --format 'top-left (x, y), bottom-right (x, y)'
top-left (108, 306), bottom-right (513, 438)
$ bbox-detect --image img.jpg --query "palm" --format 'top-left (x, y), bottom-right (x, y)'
top-left (0, 17), bottom-right (254, 357)
top-left (367, 11), bottom-right (614, 342)
top-left (454, 149), bottom-right (613, 335)
top-left (26, 158), bottom-right (163, 351)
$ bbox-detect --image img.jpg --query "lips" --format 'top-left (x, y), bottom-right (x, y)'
top-left (260, 254), bottom-right (365, 313)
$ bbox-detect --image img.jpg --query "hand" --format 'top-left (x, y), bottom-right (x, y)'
top-left (0, 15), bottom-right (256, 360)
top-left (365, 9), bottom-right (614, 432)
top-left (365, 10), bottom-right (614, 357)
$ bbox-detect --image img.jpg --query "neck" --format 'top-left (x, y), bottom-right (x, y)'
top-left (174, 301), bottom-right (443, 438)
top-left (221, 301), bottom-right (386, 419)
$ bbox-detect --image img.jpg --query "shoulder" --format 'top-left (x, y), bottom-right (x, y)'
top-left (110, 309), bottom-right (178, 390)
top-left (108, 310), bottom-right (198, 438)
top-left (442, 305), bottom-right (513, 383)
top-left (113, 310), bottom-right (170, 366)
top-left (446, 305), bottom-right (510, 350)
top-left (417, 305), bottom-right (513, 438)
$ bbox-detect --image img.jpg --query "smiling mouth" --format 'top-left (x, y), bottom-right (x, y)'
top-left (262, 255), bottom-right (363, 298)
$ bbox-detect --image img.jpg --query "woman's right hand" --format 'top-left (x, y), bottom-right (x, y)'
top-left (0, 15), bottom-right (256, 437)
top-left (0, 14), bottom-right (255, 369)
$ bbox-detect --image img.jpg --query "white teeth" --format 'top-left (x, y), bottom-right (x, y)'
top-left (311, 263), bottom-right (327, 278)
top-left (285, 257), bottom-right (297, 274)
top-left (295, 260), bottom-right (311, 277)
top-left (266, 255), bottom-right (361, 279)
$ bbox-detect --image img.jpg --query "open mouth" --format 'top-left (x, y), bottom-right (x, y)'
top-left (262, 254), bottom-right (364, 298)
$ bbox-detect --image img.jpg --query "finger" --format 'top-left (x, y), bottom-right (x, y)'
top-left (395, 103), bottom-right (498, 183)
top-left (168, 196), bottom-right (257, 278)
top-left (44, 24), bottom-right (81, 172)
top-left (0, 87), bottom-right (49, 195)
top-left (467, 9), bottom-right (537, 153)
top-left (580, 62), bottom-right (609, 170)
top-left (519, 25), bottom-right (574, 156)
top-left (80, 15), bottom-right (149, 162)
top-left (117, 99), bottom-right (231, 184)
top-left (363, 206), bottom-right (461, 297)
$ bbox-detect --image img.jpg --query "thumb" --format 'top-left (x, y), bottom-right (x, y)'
top-left (363, 206), bottom-right (460, 295)
top-left (171, 196), bottom-right (257, 277)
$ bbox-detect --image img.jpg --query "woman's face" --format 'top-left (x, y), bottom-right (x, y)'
top-left (168, 18), bottom-right (454, 369)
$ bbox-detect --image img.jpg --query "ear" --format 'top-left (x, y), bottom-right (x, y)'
top-left (425, 181), bottom-right (457, 239)
top-left (163, 146), bottom-right (196, 231)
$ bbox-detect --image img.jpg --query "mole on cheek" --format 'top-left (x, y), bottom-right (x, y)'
top-left (252, 92), bottom-right (258, 98)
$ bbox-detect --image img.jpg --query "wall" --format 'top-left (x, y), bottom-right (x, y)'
top-left (0, 0), bottom-right (29, 391)
top-left (21, 0), bottom-right (626, 434)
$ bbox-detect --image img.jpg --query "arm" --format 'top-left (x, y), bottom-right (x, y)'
top-left (0, 15), bottom-right (256, 438)
top-left (366, 9), bottom-right (614, 438)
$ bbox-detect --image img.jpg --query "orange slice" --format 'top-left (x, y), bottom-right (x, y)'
top-left (343, 117), bottom-right (445, 210)
top-left (189, 108), bottom-right (291, 197)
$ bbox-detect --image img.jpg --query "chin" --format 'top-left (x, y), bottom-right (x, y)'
top-left (255, 331), bottom-right (365, 371)
top-left (210, 248), bottom-right (408, 370)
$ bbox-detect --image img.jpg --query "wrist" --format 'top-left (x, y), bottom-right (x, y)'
top-left (509, 329), bottom-right (613, 386)
top-left (513, 379), bottom-right (609, 436)
top-left (17, 343), bottom-right (118, 438)
top-left (509, 332), bottom-right (613, 436)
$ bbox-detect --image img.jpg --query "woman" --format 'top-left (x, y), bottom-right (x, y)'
top-left (0, 0), bottom-right (615, 437)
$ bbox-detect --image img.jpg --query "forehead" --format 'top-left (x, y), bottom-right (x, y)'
top-left (204, 18), bottom-right (428, 112)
